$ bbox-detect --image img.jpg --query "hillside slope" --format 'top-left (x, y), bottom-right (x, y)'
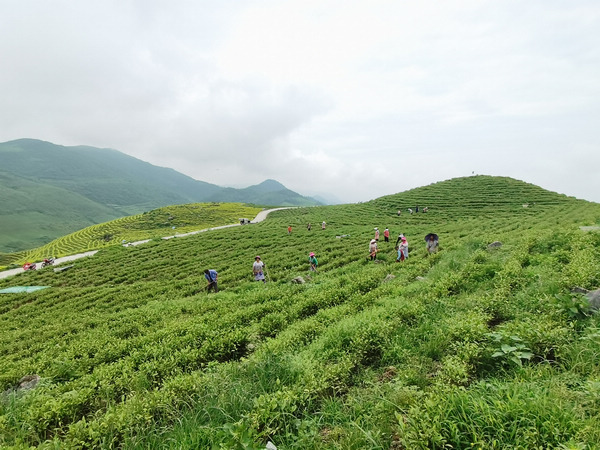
top-left (0, 139), bottom-right (321, 252)
top-left (0, 171), bottom-right (122, 252)
top-left (0, 202), bottom-right (264, 266)
top-left (1, 176), bottom-right (599, 449)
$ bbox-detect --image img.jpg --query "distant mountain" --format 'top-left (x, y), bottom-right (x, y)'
top-left (310, 193), bottom-right (341, 205)
top-left (209, 179), bottom-right (320, 206)
top-left (0, 138), bottom-right (321, 252)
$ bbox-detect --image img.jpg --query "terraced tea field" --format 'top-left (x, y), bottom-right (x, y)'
top-left (0, 202), bottom-right (263, 267)
top-left (1, 176), bottom-right (599, 449)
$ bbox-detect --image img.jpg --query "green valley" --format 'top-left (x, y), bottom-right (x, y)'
top-left (1, 175), bottom-right (599, 449)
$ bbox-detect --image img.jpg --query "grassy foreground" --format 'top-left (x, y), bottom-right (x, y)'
top-left (1, 176), bottom-right (600, 449)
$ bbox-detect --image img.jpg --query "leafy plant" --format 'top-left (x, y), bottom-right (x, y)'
top-left (487, 332), bottom-right (534, 367)
top-left (553, 293), bottom-right (591, 320)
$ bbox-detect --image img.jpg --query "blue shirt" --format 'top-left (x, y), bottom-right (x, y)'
top-left (204, 270), bottom-right (218, 282)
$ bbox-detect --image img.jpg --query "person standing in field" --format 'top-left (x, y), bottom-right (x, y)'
top-left (426, 234), bottom-right (439, 254)
top-left (384, 227), bottom-right (390, 242)
top-left (204, 269), bottom-right (218, 293)
top-left (395, 233), bottom-right (405, 247)
top-left (253, 256), bottom-right (266, 283)
top-left (397, 236), bottom-right (409, 261)
top-left (288, 225), bottom-right (292, 234)
top-left (322, 221), bottom-right (326, 230)
top-left (374, 227), bottom-right (380, 241)
top-left (369, 239), bottom-right (378, 261)
top-left (308, 252), bottom-right (318, 271)
top-left (307, 223), bottom-right (312, 231)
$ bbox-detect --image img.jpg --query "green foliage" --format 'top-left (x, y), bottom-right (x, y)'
top-left (7, 202), bottom-right (263, 264)
top-left (553, 293), bottom-right (592, 320)
top-left (396, 378), bottom-right (593, 449)
top-left (1, 175), bottom-right (600, 448)
top-left (487, 332), bottom-right (534, 367)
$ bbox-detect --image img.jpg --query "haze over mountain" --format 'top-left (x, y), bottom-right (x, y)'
top-left (0, 139), bottom-right (321, 252)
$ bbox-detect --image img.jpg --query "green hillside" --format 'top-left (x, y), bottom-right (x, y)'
top-left (0, 203), bottom-right (264, 267)
top-left (1, 176), bottom-right (599, 449)
top-left (0, 171), bottom-right (123, 253)
top-left (0, 139), bottom-right (322, 252)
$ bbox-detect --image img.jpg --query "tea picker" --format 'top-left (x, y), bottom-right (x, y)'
top-left (204, 269), bottom-right (219, 293)
top-left (308, 252), bottom-right (318, 272)
top-left (253, 256), bottom-right (267, 283)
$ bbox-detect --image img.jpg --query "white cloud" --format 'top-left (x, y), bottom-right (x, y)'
top-left (1, 0), bottom-right (599, 203)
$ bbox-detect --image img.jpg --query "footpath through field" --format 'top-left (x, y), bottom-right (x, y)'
top-left (0, 207), bottom-right (293, 280)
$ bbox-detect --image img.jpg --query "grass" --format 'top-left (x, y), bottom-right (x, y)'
top-left (0, 175), bottom-right (599, 448)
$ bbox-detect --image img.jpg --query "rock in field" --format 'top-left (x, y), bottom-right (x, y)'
top-left (586, 289), bottom-right (600, 311)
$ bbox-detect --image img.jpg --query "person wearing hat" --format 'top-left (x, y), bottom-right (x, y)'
top-left (369, 239), bottom-right (378, 261)
top-left (308, 252), bottom-right (318, 271)
top-left (384, 227), bottom-right (390, 242)
top-left (426, 234), bottom-right (439, 254)
top-left (397, 236), bottom-right (409, 262)
top-left (374, 227), bottom-right (380, 241)
top-left (253, 256), bottom-right (266, 283)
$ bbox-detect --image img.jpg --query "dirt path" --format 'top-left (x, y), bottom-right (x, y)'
top-left (0, 207), bottom-right (293, 280)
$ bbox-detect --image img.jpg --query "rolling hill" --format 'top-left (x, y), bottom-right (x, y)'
top-left (0, 139), bottom-right (321, 252)
top-left (1, 176), bottom-right (599, 448)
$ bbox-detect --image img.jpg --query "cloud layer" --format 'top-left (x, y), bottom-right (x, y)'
top-left (2, 1), bottom-right (599, 203)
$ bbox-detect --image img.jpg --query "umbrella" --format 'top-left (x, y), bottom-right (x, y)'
top-left (424, 233), bottom-right (438, 242)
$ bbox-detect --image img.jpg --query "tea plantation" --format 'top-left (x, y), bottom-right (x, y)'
top-left (0, 202), bottom-right (264, 267)
top-left (1, 176), bottom-right (599, 449)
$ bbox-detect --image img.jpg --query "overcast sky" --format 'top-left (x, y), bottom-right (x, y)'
top-left (2, 1), bottom-right (599, 203)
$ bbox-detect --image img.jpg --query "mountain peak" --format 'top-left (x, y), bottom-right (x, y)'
top-left (254, 179), bottom-right (287, 191)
